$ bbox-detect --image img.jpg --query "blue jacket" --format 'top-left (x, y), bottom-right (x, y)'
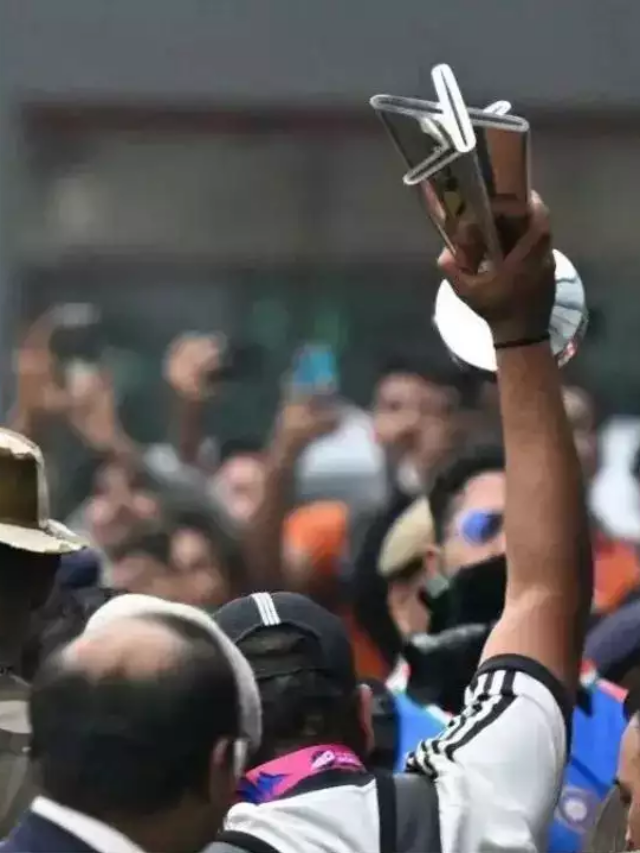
top-left (0, 811), bottom-right (96, 853)
top-left (393, 675), bottom-right (626, 853)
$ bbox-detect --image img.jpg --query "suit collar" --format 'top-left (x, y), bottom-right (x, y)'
top-left (5, 811), bottom-right (97, 853)
top-left (28, 797), bottom-right (145, 853)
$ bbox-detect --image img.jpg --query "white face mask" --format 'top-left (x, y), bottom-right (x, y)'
top-left (396, 457), bottom-right (423, 496)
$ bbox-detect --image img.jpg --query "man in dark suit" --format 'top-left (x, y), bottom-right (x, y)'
top-left (1, 595), bottom-right (261, 853)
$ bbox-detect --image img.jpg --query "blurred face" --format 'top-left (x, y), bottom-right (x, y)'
top-left (86, 463), bottom-right (161, 549)
top-left (171, 527), bottom-right (230, 606)
top-left (617, 717), bottom-right (640, 850)
top-left (110, 552), bottom-right (167, 595)
top-left (439, 470), bottom-right (506, 577)
top-left (373, 374), bottom-right (458, 472)
top-left (169, 528), bottom-right (229, 604)
top-left (112, 529), bottom-right (230, 609)
top-left (562, 386), bottom-right (598, 480)
top-left (213, 455), bottom-right (266, 525)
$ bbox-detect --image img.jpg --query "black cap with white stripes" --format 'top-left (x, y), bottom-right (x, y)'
top-left (215, 591), bottom-right (357, 690)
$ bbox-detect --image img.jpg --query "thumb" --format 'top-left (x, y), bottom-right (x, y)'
top-left (437, 247), bottom-right (476, 296)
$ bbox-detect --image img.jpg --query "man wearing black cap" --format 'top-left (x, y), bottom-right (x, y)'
top-left (216, 194), bottom-right (593, 853)
top-left (216, 590), bottom-right (438, 853)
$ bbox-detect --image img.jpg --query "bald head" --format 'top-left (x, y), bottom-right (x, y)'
top-left (60, 617), bottom-right (189, 681)
top-left (29, 612), bottom-right (243, 821)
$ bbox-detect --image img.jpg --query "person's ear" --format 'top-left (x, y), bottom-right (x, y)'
top-left (211, 737), bottom-right (249, 780)
top-left (206, 738), bottom-right (240, 805)
top-left (356, 683), bottom-right (375, 757)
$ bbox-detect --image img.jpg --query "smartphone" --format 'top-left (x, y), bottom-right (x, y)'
top-left (290, 344), bottom-right (338, 395)
top-left (50, 303), bottom-right (104, 363)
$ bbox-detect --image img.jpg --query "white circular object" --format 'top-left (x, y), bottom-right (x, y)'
top-left (433, 249), bottom-right (588, 373)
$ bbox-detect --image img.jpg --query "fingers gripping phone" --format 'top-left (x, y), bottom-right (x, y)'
top-left (50, 304), bottom-right (103, 358)
top-left (50, 303), bottom-right (105, 387)
top-left (290, 344), bottom-right (338, 396)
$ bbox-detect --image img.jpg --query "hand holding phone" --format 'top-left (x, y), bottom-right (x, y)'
top-left (50, 303), bottom-right (104, 364)
top-left (277, 344), bottom-right (341, 453)
top-left (290, 344), bottom-right (338, 397)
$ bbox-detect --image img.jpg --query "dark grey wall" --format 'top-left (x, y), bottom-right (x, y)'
top-left (2, 0), bottom-right (640, 417)
top-left (16, 125), bottom-right (640, 265)
top-left (0, 0), bottom-right (637, 109)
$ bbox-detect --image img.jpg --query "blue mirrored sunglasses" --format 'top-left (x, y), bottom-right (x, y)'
top-left (458, 510), bottom-right (504, 545)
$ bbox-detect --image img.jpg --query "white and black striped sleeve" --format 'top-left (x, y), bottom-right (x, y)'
top-left (405, 655), bottom-right (571, 853)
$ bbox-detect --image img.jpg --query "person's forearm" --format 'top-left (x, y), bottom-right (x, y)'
top-left (490, 342), bottom-right (592, 672)
top-left (7, 406), bottom-right (35, 439)
top-left (9, 404), bottom-right (51, 446)
top-left (173, 398), bottom-right (207, 467)
top-left (241, 440), bottom-right (298, 592)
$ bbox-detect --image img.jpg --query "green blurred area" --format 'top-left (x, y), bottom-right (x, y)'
top-left (21, 266), bottom-right (450, 445)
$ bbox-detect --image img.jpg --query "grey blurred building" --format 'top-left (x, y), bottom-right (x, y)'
top-left (1, 0), bottom-right (639, 435)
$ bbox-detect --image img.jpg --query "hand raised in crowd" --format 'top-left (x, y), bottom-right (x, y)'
top-left (164, 333), bottom-right (223, 402)
top-left (441, 192), bottom-right (556, 345)
top-left (12, 313), bottom-right (70, 431)
top-left (273, 393), bottom-right (340, 458)
top-left (68, 368), bottom-right (131, 455)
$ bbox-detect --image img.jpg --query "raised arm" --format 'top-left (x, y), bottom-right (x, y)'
top-left (406, 195), bottom-right (593, 852)
top-left (441, 195), bottom-right (592, 697)
top-left (481, 341), bottom-right (591, 691)
top-left (241, 395), bottom-right (338, 592)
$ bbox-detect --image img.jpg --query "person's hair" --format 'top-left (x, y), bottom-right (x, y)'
top-left (218, 439), bottom-right (263, 465)
top-left (428, 444), bottom-right (505, 543)
top-left (109, 523), bottom-right (171, 566)
top-left (30, 614), bottom-right (240, 819)
top-left (170, 500), bottom-right (248, 590)
top-left (109, 504), bottom-right (247, 596)
top-left (238, 625), bottom-right (366, 766)
top-left (93, 456), bottom-right (158, 496)
top-left (375, 353), bottom-right (459, 390)
top-left (350, 496), bottom-right (414, 667)
top-left (21, 586), bottom-right (123, 681)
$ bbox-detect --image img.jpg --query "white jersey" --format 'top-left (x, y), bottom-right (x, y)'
top-left (420, 654), bottom-right (570, 852)
top-left (223, 655), bottom-right (569, 853)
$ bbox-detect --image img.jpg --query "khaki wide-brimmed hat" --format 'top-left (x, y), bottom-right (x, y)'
top-left (0, 428), bottom-right (85, 555)
top-left (377, 497), bottom-right (434, 579)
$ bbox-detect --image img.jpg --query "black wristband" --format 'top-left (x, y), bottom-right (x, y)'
top-left (494, 333), bottom-right (550, 351)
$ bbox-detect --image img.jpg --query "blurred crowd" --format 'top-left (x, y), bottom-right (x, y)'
top-left (5, 282), bottom-right (640, 851)
top-left (10, 308), bottom-right (640, 664)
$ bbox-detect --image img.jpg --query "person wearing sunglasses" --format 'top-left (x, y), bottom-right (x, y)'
top-left (421, 443), bottom-right (507, 636)
top-left (389, 441), bottom-right (625, 853)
